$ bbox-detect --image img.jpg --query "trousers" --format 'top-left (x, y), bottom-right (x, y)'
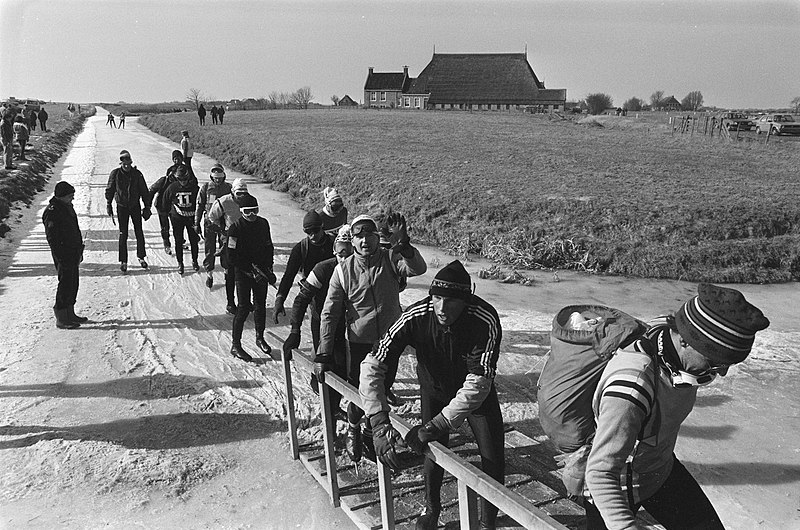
top-left (116, 205), bottom-right (145, 262)
top-left (233, 274), bottom-right (267, 343)
top-left (54, 257), bottom-right (80, 310)
top-left (171, 214), bottom-right (199, 264)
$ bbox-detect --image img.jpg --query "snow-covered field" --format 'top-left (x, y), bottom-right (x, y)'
top-left (0, 113), bottom-right (798, 529)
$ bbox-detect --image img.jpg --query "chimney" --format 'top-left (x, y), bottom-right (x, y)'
top-left (368, 66), bottom-right (374, 75)
top-left (403, 65), bottom-right (408, 77)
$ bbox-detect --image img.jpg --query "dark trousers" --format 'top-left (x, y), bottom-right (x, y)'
top-left (584, 457), bottom-right (724, 530)
top-left (184, 157), bottom-right (192, 170)
top-left (39, 119), bottom-right (47, 131)
top-left (202, 220), bottom-right (220, 272)
top-left (17, 139), bottom-right (26, 160)
top-left (171, 215), bottom-right (199, 265)
top-left (212, 115), bottom-right (218, 124)
top-left (157, 211), bottom-right (171, 247)
top-left (219, 115), bottom-right (224, 124)
top-left (54, 258), bottom-right (79, 310)
top-left (220, 248), bottom-right (237, 307)
top-left (117, 205), bottom-right (146, 262)
top-left (233, 275), bottom-right (267, 343)
top-left (421, 388), bottom-right (504, 526)
top-left (345, 341), bottom-right (399, 425)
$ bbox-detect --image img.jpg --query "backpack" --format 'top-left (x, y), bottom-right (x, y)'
top-left (537, 305), bottom-right (648, 454)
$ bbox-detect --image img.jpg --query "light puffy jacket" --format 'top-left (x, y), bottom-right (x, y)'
top-left (207, 193), bottom-right (241, 244)
top-left (319, 246), bottom-right (426, 351)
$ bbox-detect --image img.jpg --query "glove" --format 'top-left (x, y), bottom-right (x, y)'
top-left (386, 212), bottom-right (410, 248)
top-left (370, 411), bottom-right (406, 470)
top-left (194, 224), bottom-right (202, 237)
top-left (282, 329), bottom-right (300, 361)
top-left (141, 208), bottom-right (152, 221)
top-left (273, 295), bottom-right (286, 324)
top-left (404, 413), bottom-right (449, 455)
top-left (106, 203), bottom-right (114, 217)
top-left (314, 359), bottom-right (334, 383)
top-left (266, 267), bottom-right (277, 286)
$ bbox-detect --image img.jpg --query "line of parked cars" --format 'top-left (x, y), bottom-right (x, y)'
top-left (717, 111), bottom-right (800, 136)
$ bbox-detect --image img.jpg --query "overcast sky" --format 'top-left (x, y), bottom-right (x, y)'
top-left (1, 0), bottom-right (798, 109)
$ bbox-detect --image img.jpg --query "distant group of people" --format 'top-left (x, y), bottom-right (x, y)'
top-left (106, 112), bottom-right (126, 128)
top-left (41, 118), bottom-right (771, 530)
top-left (197, 103), bottom-right (225, 125)
top-left (1, 105), bottom-right (49, 170)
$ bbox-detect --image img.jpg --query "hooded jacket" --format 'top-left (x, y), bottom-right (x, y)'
top-left (105, 166), bottom-right (151, 209)
top-left (42, 197), bottom-right (84, 263)
top-left (319, 246), bottom-right (426, 351)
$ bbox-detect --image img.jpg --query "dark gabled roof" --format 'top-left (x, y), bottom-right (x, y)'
top-left (406, 53), bottom-right (558, 105)
top-left (339, 95), bottom-right (358, 106)
top-left (364, 72), bottom-right (409, 91)
top-left (661, 96), bottom-right (681, 106)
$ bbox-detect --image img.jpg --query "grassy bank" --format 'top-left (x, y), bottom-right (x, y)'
top-left (0, 105), bottom-right (96, 236)
top-left (140, 109), bottom-right (800, 283)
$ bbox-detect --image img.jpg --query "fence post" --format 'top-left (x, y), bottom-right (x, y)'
top-left (458, 479), bottom-right (479, 530)
top-left (319, 381), bottom-right (341, 507)
top-left (377, 463), bottom-right (396, 529)
top-left (282, 350), bottom-right (300, 460)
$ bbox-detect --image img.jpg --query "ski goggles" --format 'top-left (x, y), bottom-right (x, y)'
top-left (351, 223), bottom-right (377, 237)
top-left (240, 207), bottom-right (259, 217)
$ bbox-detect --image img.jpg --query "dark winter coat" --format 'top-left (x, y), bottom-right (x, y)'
top-left (0, 118), bottom-right (12, 144)
top-left (105, 166), bottom-right (151, 209)
top-left (227, 216), bottom-right (274, 279)
top-left (42, 197), bottom-right (84, 264)
top-left (149, 164), bottom-right (197, 212)
top-left (163, 179), bottom-right (200, 219)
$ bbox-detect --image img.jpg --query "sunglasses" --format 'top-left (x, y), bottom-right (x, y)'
top-left (351, 223), bottom-right (377, 237)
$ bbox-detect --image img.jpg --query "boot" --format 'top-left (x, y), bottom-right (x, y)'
top-left (256, 334), bottom-right (272, 356)
top-left (138, 258), bottom-right (148, 269)
top-left (205, 271), bottom-right (213, 289)
top-left (54, 308), bottom-right (79, 329)
top-left (346, 423), bottom-right (362, 462)
top-left (68, 305), bottom-right (89, 323)
top-left (120, 262), bottom-right (127, 273)
top-left (178, 263), bottom-right (184, 275)
top-left (230, 342), bottom-right (253, 363)
top-left (415, 505), bottom-right (441, 530)
top-left (226, 304), bottom-right (237, 315)
top-left (192, 260), bottom-right (200, 272)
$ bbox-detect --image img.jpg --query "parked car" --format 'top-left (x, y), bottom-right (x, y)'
top-left (755, 114), bottom-right (800, 135)
top-left (720, 112), bottom-right (753, 131)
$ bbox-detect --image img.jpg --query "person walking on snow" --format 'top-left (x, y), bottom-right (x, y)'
top-left (316, 187), bottom-right (348, 238)
top-left (218, 105), bottom-right (225, 124)
top-left (582, 283), bottom-right (769, 530)
top-left (226, 194), bottom-right (275, 362)
top-left (208, 178), bottom-right (250, 315)
top-left (148, 150), bottom-right (190, 254)
top-left (180, 130), bottom-right (193, 170)
top-left (163, 166), bottom-right (201, 275)
top-left (118, 112), bottom-right (126, 129)
top-left (106, 112), bottom-right (116, 128)
top-left (105, 150), bottom-right (152, 272)
top-left (43, 181), bottom-right (88, 329)
top-left (318, 213), bottom-right (426, 462)
top-left (195, 163), bottom-right (232, 287)
top-left (359, 260), bottom-right (505, 530)
top-left (1, 112), bottom-right (14, 170)
top-left (12, 115), bottom-right (29, 161)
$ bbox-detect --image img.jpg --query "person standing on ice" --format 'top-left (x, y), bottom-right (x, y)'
top-left (359, 260), bottom-right (504, 530)
top-left (582, 284), bottom-right (769, 530)
top-left (317, 213), bottom-right (426, 463)
top-left (148, 150), bottom-right (190, 255)
top-left (208, 178), bottom-right (250, 315)
top-left (180, 130), bottom-right (194, 170)
top-left (316, 187), bottom-right (348, 238)
top-left (43, 181), bottom-right (88, 329)
top-left (226, 194), bottom-right (275, 362)
top-left (105, 150), bottom-right (151, 272)
top-left (163, 165), bottom-right (201, 275)
top-left (195, 163), bottom-right (231, 288)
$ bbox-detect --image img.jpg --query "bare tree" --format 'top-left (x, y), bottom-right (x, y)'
top-left (267, 91), bottom-right (279, 109)
top-left (278, 92), bottom-right (291, 108)
top-left (623, 97), bottom-right (643, 112)
top-left (585, 93), bottom-right (613, 115)
top-left (791, 96), bottom-right (800, 114)
top-left (650, 90), bottom-right (664, 110)
top-left (331, 95), bottom-right (340, 106)
top-left (291, 87), bottom-right (313, 109)
top-left (681, 91), bottom-right (704, 111)
top-left (186, 88), bottom-right (204, 110)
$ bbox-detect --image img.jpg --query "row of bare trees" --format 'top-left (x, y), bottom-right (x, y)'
top-left (185, 87), bottom-right (314, 110)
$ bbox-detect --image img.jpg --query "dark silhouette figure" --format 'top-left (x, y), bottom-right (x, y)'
top-left (198, 104), bottom-right (206, 125)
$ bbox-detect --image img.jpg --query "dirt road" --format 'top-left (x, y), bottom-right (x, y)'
top-left (1, 112), bottom-right (798, 529)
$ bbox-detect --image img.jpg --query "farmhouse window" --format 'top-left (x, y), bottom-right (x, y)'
top-left (414, 97), bottom-right (420, 108)
top-left (404, 97), bottom-right (410, 107)
top-left (381, 92), bottom-right (386, 102)
top-left (371, 92), bottom-right (377, 102)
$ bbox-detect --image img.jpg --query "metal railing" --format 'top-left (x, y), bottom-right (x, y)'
top-left (267, 331), bottom-right (568, 530)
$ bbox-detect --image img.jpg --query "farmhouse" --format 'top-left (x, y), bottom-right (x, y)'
top-left (338, 94), bottom-right (358, 107)
top-left (659, 95), bottom-right (682, 111)
top-left (364, 53), bottom-right (566, 111)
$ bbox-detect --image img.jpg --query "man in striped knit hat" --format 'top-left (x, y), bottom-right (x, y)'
top-left (583, 283), bottom-right (769, 530)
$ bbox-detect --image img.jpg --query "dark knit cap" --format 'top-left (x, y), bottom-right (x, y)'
top-left (238, 194), bottom-right (258, 209)
top-left (175, 165), bottom-right (188, 178)
top-left (171, 150), bottom-right (183, 160)
top-left (429, 260), bottom-right (472, 301)
top-left (119, 150), bottom-right (131, 161)
top-left (54, 181), bottom-right (75, 198)
top-left (675, 283), bottom-right (770, 365)
top-left (303, 210), bottom-right (323, 230)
